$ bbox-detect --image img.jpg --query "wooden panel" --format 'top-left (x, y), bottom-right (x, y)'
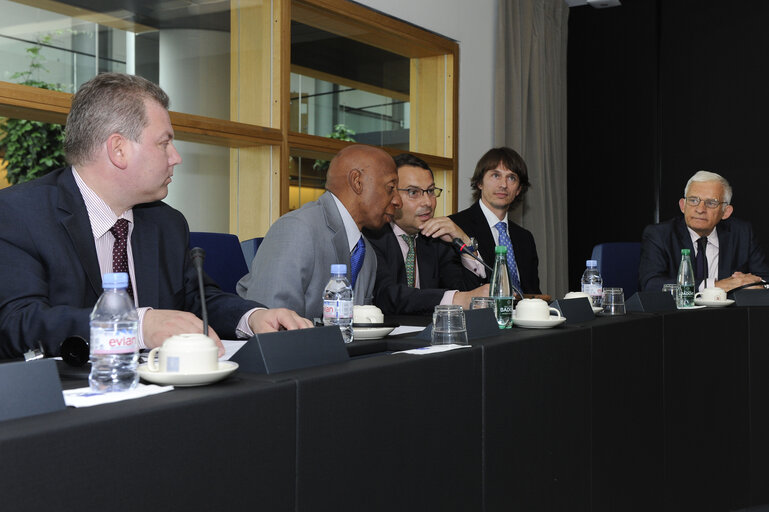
top-left (230, 146), bottom-right (281, 238)
top-left (9, 0), bottom-right (157, 33)
top-left (291, 64), bottom-right (409, 102)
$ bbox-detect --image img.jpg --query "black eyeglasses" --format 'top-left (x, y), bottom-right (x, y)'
top-left (397, 187), bottom-right (443, 199)
top-left (684, 196), bottom-right (728, 209)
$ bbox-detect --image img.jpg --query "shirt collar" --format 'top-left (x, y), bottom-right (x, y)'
top-left (329, 192), bottom-right (362, 252)
top-left (479, 199), bottom-right (507, 229)
top-left (686, 225), bottom-right (719, 249)
top-left (72, 167), bottom-right (134, 238)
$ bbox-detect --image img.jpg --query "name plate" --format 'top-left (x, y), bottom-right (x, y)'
top-left (733, 289), bottom-right (769, 306)
top-left (550, 298), bottom-right (595, 324)
top-left (231, 326), bottom-right (349, 375)
top-left (625, 291), bottom-right (677, 312)
top-left (0, 359), bottom-right (65, 422)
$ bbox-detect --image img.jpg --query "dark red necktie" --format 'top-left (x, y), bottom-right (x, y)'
top-left (110, 218), bottom-right (133, 299)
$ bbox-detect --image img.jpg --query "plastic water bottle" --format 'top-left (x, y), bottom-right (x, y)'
top-left (323, 264), bottom-right (354, 343)
top-left (490, 245), bottom-right (513, 329)
top-left (677, 249), bottom-right (695, 307)
top-left (581, 259), bottom-right (603, 308)
top-left (88, 272), bottom-right (139, 393)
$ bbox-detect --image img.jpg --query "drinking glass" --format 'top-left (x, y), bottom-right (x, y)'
top-left (431, 305), bottom-right (469, 345)
top-left (661, 283), bottom-right (680, 306)
top-left (601, 287), bottom-right (626, 315)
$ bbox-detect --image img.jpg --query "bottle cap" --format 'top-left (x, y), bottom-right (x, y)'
top-left (330, 264), bottom-right (347, 275)
top-left (681, 249), bottom-right (691, 256)
top-left (586, 259), bottom-right (598, 267)
top-left (102, 272), bottom-right (129, 289)
top-left (494, 245), bottom-right (508, 254)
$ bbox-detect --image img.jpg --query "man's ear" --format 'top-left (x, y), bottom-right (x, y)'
top-left (348, 168), bottom-right (363, 195)
top-left (106, 134), bottom-right (128, 169)
top-left (679, 197), bottom-right (686, 214)
top-left (721, 204), bottom-right (734, 220)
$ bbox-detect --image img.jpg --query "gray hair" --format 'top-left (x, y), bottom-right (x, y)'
top-left (64, 73), bottom-right (170, 166)
top-left (684, 170), bottom-right (733, 205)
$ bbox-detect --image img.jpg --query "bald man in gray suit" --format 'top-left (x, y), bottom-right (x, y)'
top-left (237, 145), bottom-right (402, 319)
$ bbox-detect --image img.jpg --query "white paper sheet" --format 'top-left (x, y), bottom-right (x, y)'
top-left (63, 384), bottom-right (174, 408)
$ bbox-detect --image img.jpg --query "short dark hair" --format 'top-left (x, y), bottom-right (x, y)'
top-left (470, 147), bottom-right (530, 210)
top-left (394, 153), bottom-right (434, 179)
top-left (64, 72), bottom-right (170, 166)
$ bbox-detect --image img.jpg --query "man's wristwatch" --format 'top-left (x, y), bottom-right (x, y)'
top-left (467, 237), bottom-right (479, 253)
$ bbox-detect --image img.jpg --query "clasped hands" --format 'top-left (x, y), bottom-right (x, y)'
top-left (143, 308), bottom-right (313, 356)
top-left (715, 271), bottom-right (766, 292)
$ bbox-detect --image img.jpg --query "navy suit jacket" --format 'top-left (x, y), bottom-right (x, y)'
top-left (365, 225), bottom-right (482, 315)
top-left (0, 167), bottom-right (262, 358)
top-left (639, 216), bottom-right (769, 291)
top-left (449, 201), bottom-right (541, 294)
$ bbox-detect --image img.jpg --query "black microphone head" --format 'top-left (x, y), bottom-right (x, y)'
top-left (190, 246), bottom-right (206, 267)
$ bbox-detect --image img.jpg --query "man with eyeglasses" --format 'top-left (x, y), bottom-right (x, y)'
top-left (364, 153), bottom-right (488, 314)
top-left (639, 170), bottom-right (769, 292)
top-left (449, 147), bottom-right (541, 295)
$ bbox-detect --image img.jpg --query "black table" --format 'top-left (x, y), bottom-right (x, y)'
top-left (1, 307), bottom-right (767, 512)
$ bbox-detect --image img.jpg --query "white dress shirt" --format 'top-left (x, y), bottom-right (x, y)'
top-left (686, 226), bottom-right (719, 291)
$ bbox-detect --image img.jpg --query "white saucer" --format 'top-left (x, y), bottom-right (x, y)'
top-left (694, 298), bottom-right (735, 308)
top-left (513, 316), bottom-right (567, 329)
top-left (354, 326), bottom-right (396, 340)
top-left (592, 306), bottom-right (603, 314)
top-left (677, 304), bottom-right (707, 310)
top-left (138, 361), bottom-right (238, 387)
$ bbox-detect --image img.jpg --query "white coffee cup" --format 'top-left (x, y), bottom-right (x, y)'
top-left (564, 291), bottom-right (593, 306)
top-left (353, 305), bottom-right (384, 324)
top-left (146, 333), bottom-right (218, 374)
top-left (515, 298), bottom-right (563, 321)
top-left (695, 287), bottom-right (727, 302)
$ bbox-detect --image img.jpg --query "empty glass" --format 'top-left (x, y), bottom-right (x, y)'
top-left (601, 287), bottom-right (626, 315)
top-left (431, 305), bottom-right (469, 345)
top-left (470, 297), bottom-right (496, 310)
top-left (662, 283), bottom-right (681, 306)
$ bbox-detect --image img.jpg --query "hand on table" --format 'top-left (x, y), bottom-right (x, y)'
top-left (452, 284), bottom-right (490, 309)
top-left (715, 272), bottom-right (765, 292)
top-left (248, 308), bottom-right (314, 333)
top-left (143, 309), bottom-right (224, 356)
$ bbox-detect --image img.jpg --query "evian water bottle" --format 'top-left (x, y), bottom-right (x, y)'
top-left (88, 272), bottom-right (139, 392)
top-left (323, 264), bottom-right (354, 343)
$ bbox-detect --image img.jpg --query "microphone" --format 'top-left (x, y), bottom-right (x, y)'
top-left (452, 238), bottom-right (493, 272)
top-left (452, 238), bottom-right (525, 299)
top-left (189, 247), bottom-right (209, 336)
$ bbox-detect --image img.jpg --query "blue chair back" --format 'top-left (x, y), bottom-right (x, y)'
top-left (189, 232), bottom-right (249, 294)
top-left (240, 237), bottom-right (264, 266)
top-left (590, 242), bottom-right (642, 299)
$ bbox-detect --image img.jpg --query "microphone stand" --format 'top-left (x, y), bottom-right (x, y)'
top-left (189, 247), bottom-right (209, 336)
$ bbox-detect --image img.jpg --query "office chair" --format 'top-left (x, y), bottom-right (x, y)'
top-left (590, 242), bottom-right (642, 299)
top-left (189, 232), bottom-right (249, 294)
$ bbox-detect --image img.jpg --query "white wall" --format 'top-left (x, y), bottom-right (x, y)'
top-left (354, 0), bottom-right (497, 210)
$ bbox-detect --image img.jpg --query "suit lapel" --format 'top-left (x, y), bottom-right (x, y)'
top-left (56, 169), bottom-right (102, 297)
top-left (470, 201), bottom-right (497, 264)
top-left (131, 207), bottom-right (161, 306)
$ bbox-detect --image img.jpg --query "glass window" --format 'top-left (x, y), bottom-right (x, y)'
top-left (290, 21), bottom-right (410, 150)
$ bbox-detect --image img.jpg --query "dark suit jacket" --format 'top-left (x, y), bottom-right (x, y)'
top-left (0, 167), bottom-right (262, 358)
top-left (365, 225), bottom-right (482, 315)
top-left (449, 201), bottom-right (541, 294)
top-left (639, 216), bottom-right (769, 291)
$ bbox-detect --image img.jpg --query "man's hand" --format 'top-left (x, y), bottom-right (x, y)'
top-left (419, 216), bottom-right (471, 245)
top-left (715, 272), bottom-right (765, 292)
top-left (452, 284), bottom-right (490, 309)
top-left (248, 308), bottom-right (314, 333)
top-left (143, 309), bottom-right (224, 356)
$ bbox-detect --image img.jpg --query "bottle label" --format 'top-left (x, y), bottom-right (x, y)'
top-left (323, 299), bottom-right (353, 320)
top-left (582, 283), bottom-right (603, 297)
top-left (90, 327), bottom-right (137, 354)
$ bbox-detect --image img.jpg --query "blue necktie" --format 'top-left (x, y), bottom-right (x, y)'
top-left (350, 236), bottom-right (365, 289)
top-left (494, 221), bottom-right (522, 293)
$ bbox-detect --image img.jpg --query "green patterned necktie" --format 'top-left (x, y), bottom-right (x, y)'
top-left (400, 234), bottom-right (417, 287)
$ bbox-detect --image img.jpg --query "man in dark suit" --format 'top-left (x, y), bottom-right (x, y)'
top-left (639, 170), bottom-right (769, 292)
top-left (365, 154), bottom-right (487, 314)
top-left (449, 147), bottom-right (541, 295)
top-left (0, 72), bottom-right (310, 359)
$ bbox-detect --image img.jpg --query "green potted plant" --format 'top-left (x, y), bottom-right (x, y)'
top-left (0, 35), bottom-right (66, 185)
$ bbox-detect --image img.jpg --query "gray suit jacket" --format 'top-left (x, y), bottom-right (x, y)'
top-left (236, 192), bottom-right (376, 319)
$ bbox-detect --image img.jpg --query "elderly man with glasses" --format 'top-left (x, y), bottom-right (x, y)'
top-left (639, 170), bottom-right (769, 292)
top-left (364, 153), bottom-right (488, 314)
